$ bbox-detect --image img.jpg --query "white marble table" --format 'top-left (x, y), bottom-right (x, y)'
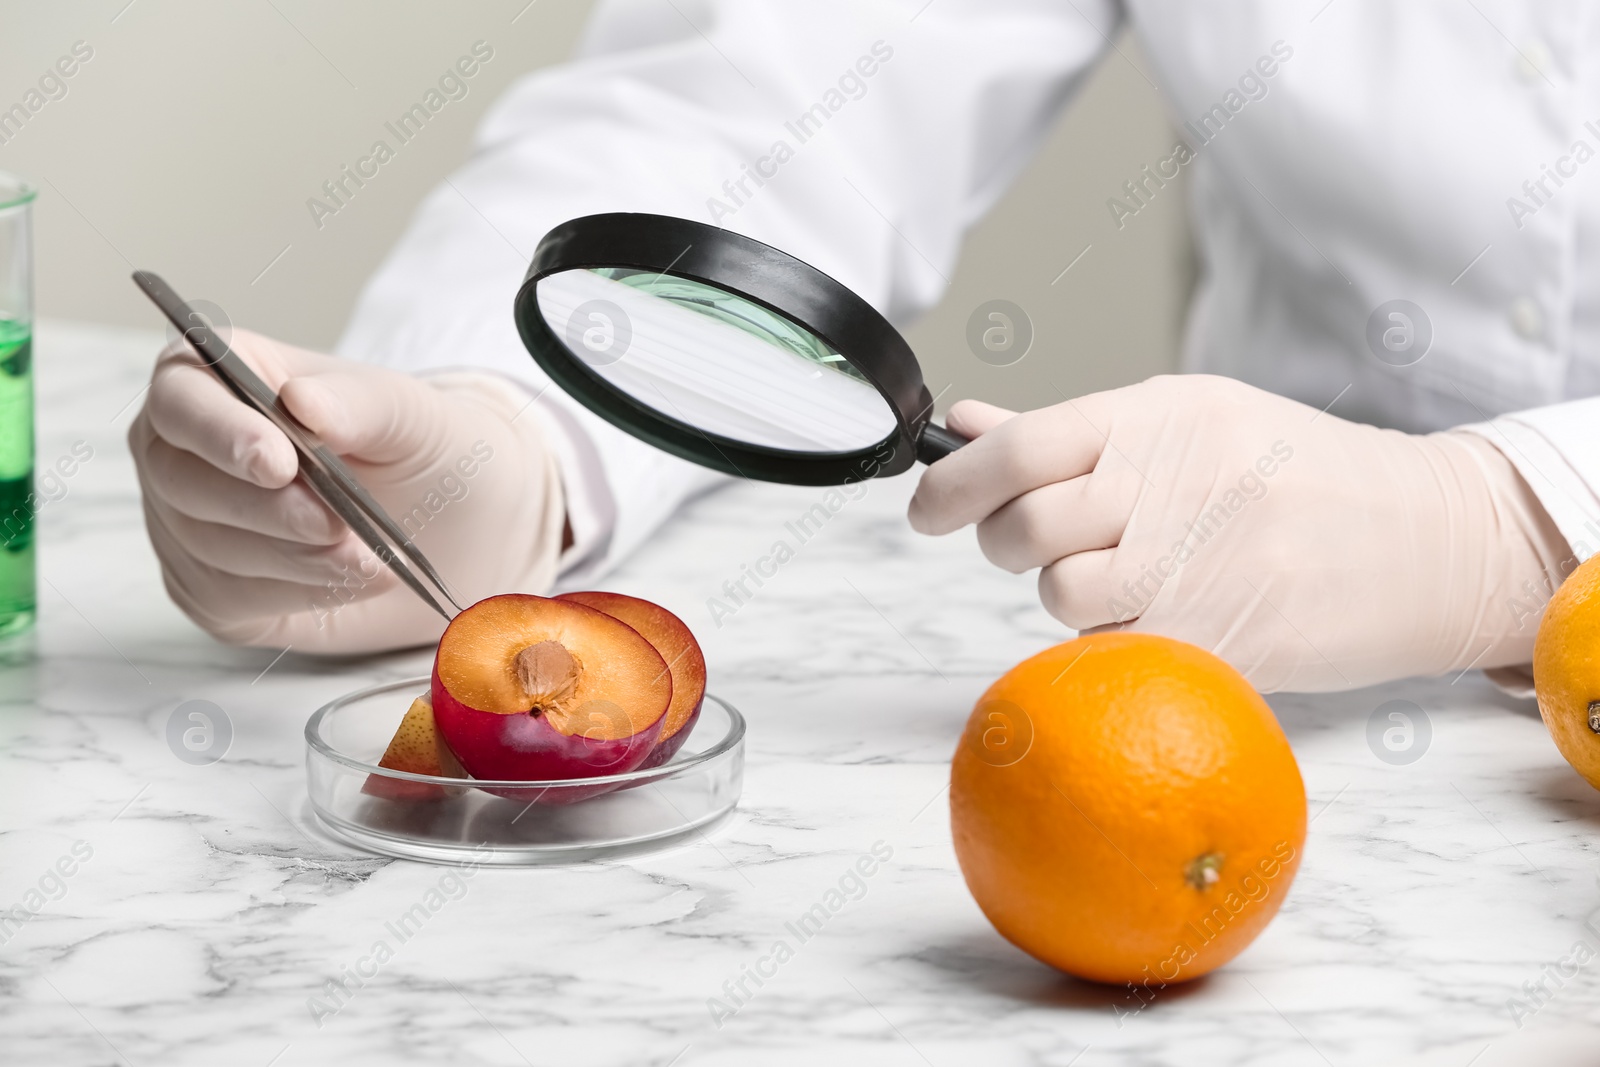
top-left (3, 320), bottom-right (1598, 1067)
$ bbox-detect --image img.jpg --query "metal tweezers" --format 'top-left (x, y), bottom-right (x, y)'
top-left (133, 270), bottom-right (463, 622)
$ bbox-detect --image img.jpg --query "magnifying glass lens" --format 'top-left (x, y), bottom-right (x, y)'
top-left (535, 267), bottom-right (899, 454)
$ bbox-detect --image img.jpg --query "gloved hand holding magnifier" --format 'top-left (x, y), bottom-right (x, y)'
top-left (515, 213), bottom-right (968, 485)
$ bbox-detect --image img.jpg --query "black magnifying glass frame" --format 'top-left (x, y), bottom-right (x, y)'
top-left (513, 212), bottom-right (965, 487)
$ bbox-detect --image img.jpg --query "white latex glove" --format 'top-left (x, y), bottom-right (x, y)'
top-left (908, 375), bottom-right (1573, 692)
top-left (129, 329), bottom-right (566, 654)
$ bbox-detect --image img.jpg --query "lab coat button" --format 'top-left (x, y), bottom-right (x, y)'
top-left (1515, 41), bottom-right (1554, 83)
top-left (1509, 297), bottom-right (1544, 341)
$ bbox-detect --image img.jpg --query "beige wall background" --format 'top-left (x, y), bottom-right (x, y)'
top-left (0, 0), bottom-right (1190, 413)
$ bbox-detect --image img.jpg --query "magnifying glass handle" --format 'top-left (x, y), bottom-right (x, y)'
top-left (915, 422), bottom-right (970, 465)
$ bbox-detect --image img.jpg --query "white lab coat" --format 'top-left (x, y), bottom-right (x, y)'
top-left (338, 0), bottom-right (1600, 584)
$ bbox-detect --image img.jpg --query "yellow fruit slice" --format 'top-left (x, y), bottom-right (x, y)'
top-left (362, 695), bottom-right (467, 800)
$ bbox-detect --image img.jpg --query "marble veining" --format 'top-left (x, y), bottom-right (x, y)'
top-left (2, 321), bottom-right (1598, 1066)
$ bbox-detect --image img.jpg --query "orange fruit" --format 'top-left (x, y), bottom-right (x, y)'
top-left (949, 632), bottom-right (1306, 986)
top-left (1534, 553), bottom-right (1600, 790)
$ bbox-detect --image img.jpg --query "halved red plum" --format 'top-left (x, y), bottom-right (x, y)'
top-left (431, 594), bottom-right (673, 783)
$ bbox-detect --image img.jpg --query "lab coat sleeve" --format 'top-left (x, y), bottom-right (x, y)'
top-left (1461, 398), bottom-right (1600, 696)
top-left (1461, 400), bottom-right (1600, 564)
top-left (335, 0), bottom-right (1121, 585)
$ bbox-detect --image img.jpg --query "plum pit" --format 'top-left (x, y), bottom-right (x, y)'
top-left (515, 640), bottom-right (581, 715)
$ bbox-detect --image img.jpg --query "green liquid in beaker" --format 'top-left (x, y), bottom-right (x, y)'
top-left (0, 316), bottom-right (34, 636)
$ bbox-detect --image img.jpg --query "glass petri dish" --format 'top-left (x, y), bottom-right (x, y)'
top-left (306, 676), bottom-right (744, 865)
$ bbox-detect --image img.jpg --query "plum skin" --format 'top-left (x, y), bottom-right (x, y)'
top-left (430, 664), bottom-right (664, 783)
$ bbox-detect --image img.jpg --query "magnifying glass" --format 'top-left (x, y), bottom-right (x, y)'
top-left (513, 213), bottom-right (968, 486)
